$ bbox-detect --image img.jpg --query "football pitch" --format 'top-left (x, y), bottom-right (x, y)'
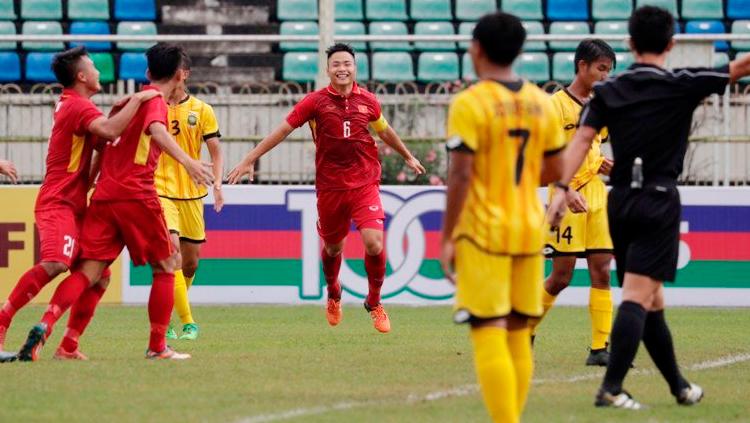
top-left (0, 305), bottom-right (748, 422)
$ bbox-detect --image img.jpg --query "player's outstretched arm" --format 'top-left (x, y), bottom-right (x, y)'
top-left (730, 53), bottom-right (750, 83)
top-left (206, 136), bottom-right (224, 212)
top-left (149, 122), bottom-right (214, 187)
top-left (440, 151), bottom-right (473, 284)
top-left (547, 126), bottom-right (597, 227)
top-left (376, 127), bottom-right (426, 175)
top-left (88, 91), bottom-right (163, 141)
top-left (226, 121), bottom-right (295, 184)
top-left (0, 159), bottom-right (18, 184)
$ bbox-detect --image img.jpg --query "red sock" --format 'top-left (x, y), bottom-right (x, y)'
top-left (59, 283), bottom-right (106, 353)
top-left (148, 272), bottom-right (175, 353)
top-left (321, 249), bottom-right (342, 301)
top-left (0, 264), bottom-right (53, 328)
top-left (365, 250), bottom-right (386, 308)
top-left (40, 271), bottom-right (91, 337)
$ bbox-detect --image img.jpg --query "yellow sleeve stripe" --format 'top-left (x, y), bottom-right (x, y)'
top-left (369, 114), bottom-right (389, 133)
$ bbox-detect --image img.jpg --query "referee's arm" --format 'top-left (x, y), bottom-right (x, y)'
top-left (730, 54), bottom-right (750, 83)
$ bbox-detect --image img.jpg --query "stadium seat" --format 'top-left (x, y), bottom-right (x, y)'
top-left (335, 21), bottom-right (366, 51)
top-left (335, 0), bottom-right (364, 20)
top-left (681, 0), bottom-right (723, 20)
top-left (68, 0), bottom-right (110, 20)
top-left (414, 21), bottom-right (455, 51)
top-left (685, 21), bottom-right (728, 51)
top-left (594, 21), bottom-right (629, 51)
top-left (456, 0), bottom-right (495, 21)
top-left (372, 52), bottom-right (414, 81)
top-left (0, 20), bottom-right (15, 51)
top-left (552, 52), bottom-right (576, 84)
top-left (513, 52), bottom-right (549, 83)
top-left (547, 0), bottom-right (589, 21)
top-left (728, 0), bottom-right (750, 19)
top-left (731, 21), bottom-right (750, 51)
top-left (114, 0), bottom-right (156, 21)
top-left (282, 52), bottom-right (317, 82)
top-left (549, 21), bottom-right (590, 52)
top-left (502, 0), bottom-right (543, 20)
top-left (366, 0), bottom-right (408, 21)
top-left (458, 22), bottom-right (475, 50)
top-left (117, 21), bottom-right (157, 52)
top-left (22, 21), bottom-right (64, 51)
top-left (522, 21), bottom-right (546, 52)
top-left (410, 0), bottom-right (452, 21)
top-left (613, 52), bottom-right (634, 74)
top-left (356, 52), bottom-right (370, 80)
top-left (90, 52), bottom-right (114, 83)
top-left (591, 0), bottom-right (632, 20)
top-left (635, 0), bottom-right (678, 17)
top-left (70, 21), bottom-right (112, 52)
top-left (119, 52), bottom-right (148, 82)
top-left (25, 52), bottom-right (57, 82)
top-left (369, 22), bottom-right (411, 51)
top-left (0, 52), bottom-right (20, 81)
top-left (462, 52), bottom-right (476, 80)
top-left (278, 0), bottom-right (317, 20)
top-left (417, 52), bottom-right (459, 82)
top-left (280, 21), bottom-right (318, 52)
top-left (713, 52), bottom-right (729, 68)
top-left (21, 0), bottom-right (62, 20)
top-left (0, 0), bottom-right (15, 20)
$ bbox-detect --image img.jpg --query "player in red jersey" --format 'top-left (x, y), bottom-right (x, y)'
top-left (228, 44), bottom-right (425, 333)
top-left (0, 47), bottom-right (162, 361)
top-left (16, 43), bottom-right (214, 361)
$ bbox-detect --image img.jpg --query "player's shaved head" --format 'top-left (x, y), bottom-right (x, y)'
top-left (473, 12), bottom-right (525, 67)
top-left (52, 46), bottom-right (89, 87)
top-left (629, 6), bottom-right (675, 55)
top-left (146, 43), bottom-right (188, 81)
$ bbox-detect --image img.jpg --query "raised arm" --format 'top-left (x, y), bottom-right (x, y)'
top-left (226, 121), bottom-right (295, 184)
top-left (149, 122), bottom-right (214, 187)
top-left (88, 91), bottom-right (162, 140)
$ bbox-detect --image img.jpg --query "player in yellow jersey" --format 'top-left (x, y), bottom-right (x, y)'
top-left (440, 12), bottom-right (565, 423)
top-left (527, 39), bottom-right (617, 367)
top-left (154, 54), bottom-right (224, 341)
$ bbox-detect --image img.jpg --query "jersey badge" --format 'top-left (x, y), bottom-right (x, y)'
top-left (187, 112), bottom-right (198, 127)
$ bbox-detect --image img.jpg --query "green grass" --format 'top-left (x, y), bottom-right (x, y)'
top-left (0, 305), bottom-right (748, 422)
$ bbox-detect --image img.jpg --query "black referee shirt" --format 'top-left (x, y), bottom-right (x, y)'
top-left (581, 63), bottom-right (730, 188)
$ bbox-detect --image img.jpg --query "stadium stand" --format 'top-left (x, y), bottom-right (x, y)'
top-left (0, 0), bottom-right (14, 20)
top-left (547, 0), bottom-right (590, 21)
top-left (733, 20), bottom-right (750, 50)
top-left (21, 0), bottom-right (62, 20)
top-left (22, 21), bottom-right (63, 51)
top-left (410, 0), bottom-right (452, 21)
top-left (372, 51), bottom-right (414, 81)
top-left (417, 51), bottom-right (459, 81)
top-left (68, 0), bottom-right (111, 21)
top-left (552, 52), bottom-right (576, 83)
top-left (25, 51), bottom-right (56, 81)
top-left (0, 19), bottom-right (15, 50)
top-left (413, 21), bottom-right (455, 51)
top-left (685, 20), bottom-right (729, 51)
top-left (592, 0), bottom-right (633, 20)
top-left (366, 0), bottom-right (408, 21)
top-left (0, 51), bottom-right (20, 81)
top-left (455, 0), bottom-right (495, 21)
top-left (335, 0), bottom-right (364, 20)
top-left (728, 0), bottom-right (750, 19)
top-left (119, 52), bottom-right (148, 82)
top-left (70, 21), bottom-right (112, 52)
top-left (280, 21), bottom-right (318, 51)
top-left (514, 52), bottom-right (550, 82)
top-left (114, 0), bottom-right (156, 21)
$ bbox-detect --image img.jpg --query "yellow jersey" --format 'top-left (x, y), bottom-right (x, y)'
top-left (447, 80), bottom-right (566, 255)
top-left (550, 89), bottom-right (608, 191)
top-left (155, 95), bottom-right (220, 200)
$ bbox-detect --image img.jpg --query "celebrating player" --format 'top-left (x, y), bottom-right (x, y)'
top-left (440, 13), bottom-right (565, 422)
top-left (547, 6), bottom-right (750, 409)
top-left (227, 43), bottom-right (425, 333)
top-left (528, 39), bottom-right (616, 367)
top-left (0, 47), bottom-right (162, 360)
top-left (16, 43), bottom-right (214, 361)
top-left (155, 54), bottom-right (224, 341)
top-left (0, 159), bottom-right (17, 183)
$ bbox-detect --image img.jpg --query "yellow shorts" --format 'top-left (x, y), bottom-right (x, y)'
top-left (159, 197), bottom-right (206, 243)
top-left (545, 178), bottom-right (613, 257)
top-left (453, 239), bottom-right (544, 321)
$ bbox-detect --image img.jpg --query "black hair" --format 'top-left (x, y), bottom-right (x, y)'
top-left (52, 46), bottom-right (88, 87)
top-left (145, 43), bottom-right (188, 81)
top-left (472, 12), bottom-right (526, 67)
top-left (629, 6), bottom-right (675, 55)
top-left (326, 43), bottom-right (356, 59)
top-left (574, 39), bottom-right (617, 74)
top-left (180, 50), bottom-right (192, 70)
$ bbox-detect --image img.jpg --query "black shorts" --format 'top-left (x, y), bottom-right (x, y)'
top-left (608, 185), bottom-right (681, 285)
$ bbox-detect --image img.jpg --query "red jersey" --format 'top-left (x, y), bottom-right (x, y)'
top-left (35, 89), bottom-right (103, 215)
top-left (92, 85), bottom-right (168, 201)
top-left (286, 83), bottom-right (387, 191)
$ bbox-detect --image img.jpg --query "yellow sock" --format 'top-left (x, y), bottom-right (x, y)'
top-left (185, 275), bottom-right (194, 289)
top-left (470, 326), bottom-right (518, 423)
top-left (528, 288), bottom-right (557, 335)
top-left (507, 327), bottom-right (533, 416)
top-left (589, 287), bottom-right (613, 350)
top-left (173, 270), bottom-right (195, 325)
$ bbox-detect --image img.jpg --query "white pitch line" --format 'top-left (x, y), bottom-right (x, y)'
top-left (237, 352), bottom-right (750, 423)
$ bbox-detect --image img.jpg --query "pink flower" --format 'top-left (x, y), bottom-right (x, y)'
top-left (383, 146), bottom-right (393, 156)
top-left (425, 149), bottom-right (437, 163)
top-left (429, 175), bottom-right (444, 186)
top-left (396, 171), bottom-right (407, 182)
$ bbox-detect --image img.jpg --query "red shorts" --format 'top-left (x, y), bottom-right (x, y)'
top-left (316, 184), bottom-right (385, 245)
top-left (35, 207), bottom-right (83, 268)
top-left (79, 198), bottom-right (174, 266)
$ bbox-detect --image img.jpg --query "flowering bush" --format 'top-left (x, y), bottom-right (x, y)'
top-left (379, 140), bottom-right (446, 186)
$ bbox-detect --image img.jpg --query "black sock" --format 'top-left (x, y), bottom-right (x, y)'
top-left (642, 310), bottom-right (690, 396)
top-left (601, 301), bottom-right (647, 394)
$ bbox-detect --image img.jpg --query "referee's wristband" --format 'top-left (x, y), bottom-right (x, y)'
top-left (553, 182), bottom-right (570, 192)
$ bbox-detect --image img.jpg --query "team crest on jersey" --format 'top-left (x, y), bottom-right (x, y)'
top-left (369, 205), bottom-right (379, 212)
top-left (358, 105), bottom-right (368, 114)
top-left (187, 112), bottom-right (198, 126)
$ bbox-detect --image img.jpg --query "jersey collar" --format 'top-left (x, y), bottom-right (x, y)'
top-left (61, 88), bottom-right (84, 99)
top-left (562, 87), bottom-right (585, 107)
top-left (325, 82), bottom-right (361, 98)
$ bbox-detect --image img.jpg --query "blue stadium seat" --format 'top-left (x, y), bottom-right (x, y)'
top-left (335, 21), bottom-right (366, 51)
top-left (410, 0), bottom-right (452, 21)
top-left (685, 21), bottom-right (728, 51)
top-left (552, 52), bottom-right (575, 84)
top-left (0, 52), bottom-right (20, 81)
top-left (414, 21), bottom-right (455, 51)
top-left (366, 0), bottom-right (408, 21)
top-left (732, 20), bottom-right (750, 51)
top-left (522, 21), bottom-right (546, 52)
top-left (635, 0), bottom-right (678, 17)
top-left (114, 0), bottom-right (156, 21)
top-left (417, 52), bottom-right (459, 82)
top-left (547, 0), bottom-right (589, 21)
top-left (369, 21), bottom-right (411, 51)
top-left (335, 0), bottom-right (364, 20)
top-left (682, 0), bottom-right (724, 19)
top-left (282, 52), bottom-right (318, 82)
top-left (592, 0), bottom-right (632, 20)
top-left (513, 52), bottom-right (549, 83)
top-left (70, 21), bottom-right (112, 52)
top-left (0, 20), bottom-right (15, 51)
top-left (119, 52), bottom-right (148, 82)
top-left (279, 21), bottom-right (318, 51)
top-left (728, 0), bottom-right (750, 19)
top-left (372, 52), bottom-right (414, 81)
top-left (22, 0), bottom-right (62, 20)
top-left (549, 21), bottom-right (590, 52)
top-left (26, 52), bottom-right (57, 82)
top-left (456, 0), bottom-right (495, 21)
top-left (462, 52), bottom-right (476, 80)
top-left (0, 0), bottom-right (15, 19)
top-left (356, 53), bottom-right (370, 80)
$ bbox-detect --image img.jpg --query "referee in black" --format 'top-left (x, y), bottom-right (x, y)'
top-left (548, 6), bottom-right (750, 409)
